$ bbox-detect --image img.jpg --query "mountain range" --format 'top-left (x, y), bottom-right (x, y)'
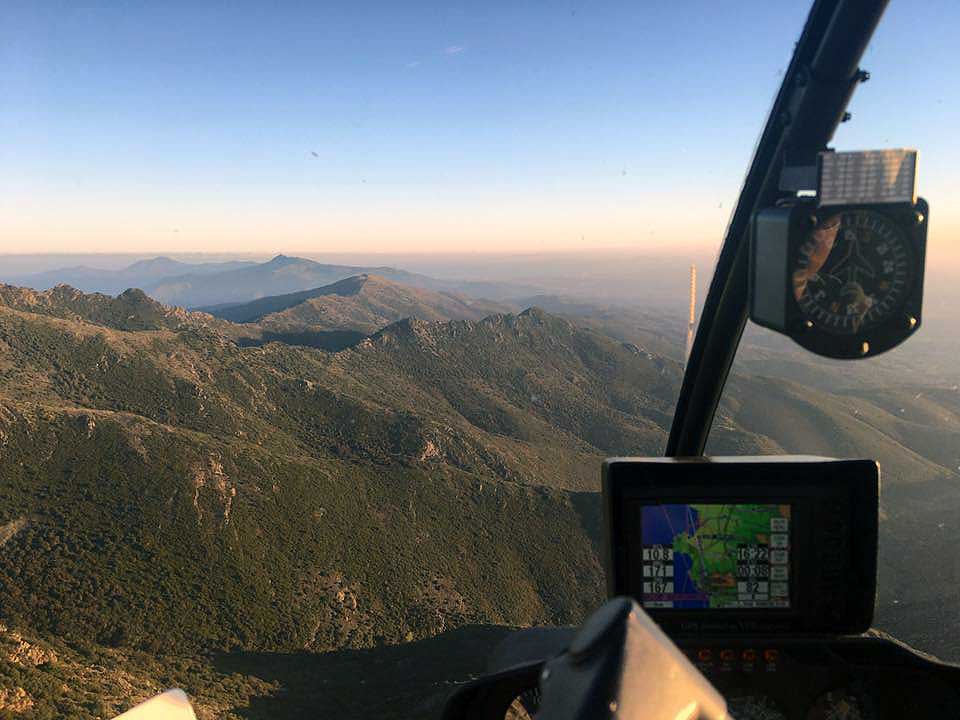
top-left (207, 273), bottom-right (511, 330)
top-left (0, 283), bottom-right (672, 716)
top-left (5, 257), bottom-right (258, 298)
top-left (0, 280), bottom-right (959, 717)
top-left (5, 255), bottom-right (540, 309)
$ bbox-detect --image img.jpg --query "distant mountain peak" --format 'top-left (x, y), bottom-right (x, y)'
top-left (515, 306), bottom-right (575, 334)
top-left (365, 316), bottom-right (437, 348)
top-left (124, 256), bottom-right (183, 272)
top-left (266, 254), bottom-right (304, 268)
top-left (49, 283), bottom-right (87, 298)
top-left (319, 273), bottom-right (380, 296)
top-left (393, 316), bottom-right (429, 332)
top-left (518, 306), bottom-right (548, 321)
top-left (116, 287), bottom-right (153, 303)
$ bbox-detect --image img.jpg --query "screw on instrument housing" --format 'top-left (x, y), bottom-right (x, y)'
top-left (907, 316), bottom-right (918, 330)
top-left (540, 667), bottom-right (551, 682)
top-left (860, 342), bottom-right (870, 356)
top-left (915, 211), bottom-right (925, 225)
top-left (609, 700), bottom-right (619, 713)
top-left (804, 320), bottom-right (814, 330)
top-left (808, 215), bottom-right (818, 228)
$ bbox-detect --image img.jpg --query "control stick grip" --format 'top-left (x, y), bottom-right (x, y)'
top-left (537, 597), bottom-right (728, 720)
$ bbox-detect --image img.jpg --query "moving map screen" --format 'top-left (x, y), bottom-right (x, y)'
top-left (639, 503), bottom-right (791, 609)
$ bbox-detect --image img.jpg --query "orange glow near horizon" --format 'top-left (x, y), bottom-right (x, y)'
top-left (3, 180), bottom-right (956, 265)
top-left (0, 191), bottom-right (733, 256)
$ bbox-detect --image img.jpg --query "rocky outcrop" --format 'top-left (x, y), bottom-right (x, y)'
top-left (7, 635), bottom-right (57, 666)
top-left (405, 576), bottom-right (469, 640)
top-left (0, 517), bottom-right (29, 548)
top-left (0, 687), bottom-right (34, 713)
top-left (298, 570), bottom-right (378, 651)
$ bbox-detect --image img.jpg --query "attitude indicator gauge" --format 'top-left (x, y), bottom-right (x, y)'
top-left (750, 149), bottom-right (928, 359)
top-left (793, 209), bottom-right (915, 336)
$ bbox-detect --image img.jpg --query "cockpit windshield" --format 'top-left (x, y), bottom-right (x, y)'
top-left (0, 1), bottom-right (957, 717)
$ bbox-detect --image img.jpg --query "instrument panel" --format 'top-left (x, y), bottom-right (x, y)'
top-left (674, 635), bottom-right (960, 720)
top-left (585, 457), bottom-right (957, 719)
top-left (451, 620), bottom-right (960, 720)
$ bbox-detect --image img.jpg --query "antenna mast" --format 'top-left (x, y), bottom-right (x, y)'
top-left (685, 264), bottom-right (696, 364)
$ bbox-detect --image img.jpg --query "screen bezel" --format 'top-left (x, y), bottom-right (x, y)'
top-left (602, 456), bottom-right (878, 636)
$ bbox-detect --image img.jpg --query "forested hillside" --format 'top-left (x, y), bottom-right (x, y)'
top-left (0, 283), bottom-right (958, 717)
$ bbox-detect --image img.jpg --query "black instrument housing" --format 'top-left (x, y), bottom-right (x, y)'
top-left (749, 198), bottom-right (928, 359)
top-left (602, 456), bottom-right (878, 636)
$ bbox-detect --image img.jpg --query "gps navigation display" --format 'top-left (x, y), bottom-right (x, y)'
top-left (605, 457), bottom-right (878, 633)
top-left (639, 503), bottom-right (791, 609)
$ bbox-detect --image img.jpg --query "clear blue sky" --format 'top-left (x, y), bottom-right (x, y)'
top-left (1, 1), bottom-right (957, 255)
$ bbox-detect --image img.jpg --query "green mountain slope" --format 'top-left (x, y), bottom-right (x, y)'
top-left (3, 284), bottom-right (960, 716)
top-left (0, 284), bottom-right (217, 333)
top-left (0, 407), bottom-right (605, 652)
top-left (205, 274), bottom-right (512, 351)
top-left (0, 299), bottom-right (638, 656)
top-left (205, 274), bottom-right (509, 329)
top-left (714, 375), bottom-right (953, 486)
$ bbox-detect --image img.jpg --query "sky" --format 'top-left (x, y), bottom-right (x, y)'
top-left (1, 1), bottom-right (957, 257)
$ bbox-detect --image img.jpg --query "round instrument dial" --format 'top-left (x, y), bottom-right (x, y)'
top-left (793, 210), bottom-right (914, 335)
top-left (504, 687), bottom-right (541, 719)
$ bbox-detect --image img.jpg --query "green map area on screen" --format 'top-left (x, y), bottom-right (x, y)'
top-left (639, 503), bottom-right (791, 609)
